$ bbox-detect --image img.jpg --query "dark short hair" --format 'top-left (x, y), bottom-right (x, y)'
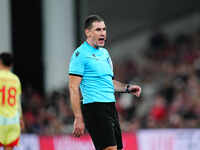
top-left (0, 52), bottom-right (14, 67)
top-left (84, 15), bottom-right (104, 30)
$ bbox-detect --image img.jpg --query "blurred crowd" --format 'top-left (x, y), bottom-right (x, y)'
top-left (22, 87), bottom-right (74, 135)
top-left (21, 29), bottom-right (200, 135)
top-left (116, 29), bottom-right (200, 132)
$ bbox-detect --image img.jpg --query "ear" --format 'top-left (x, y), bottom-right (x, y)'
top-left (85, 29), bottom-right (91, 38)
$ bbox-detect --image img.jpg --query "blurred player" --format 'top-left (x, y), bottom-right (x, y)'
top-left (0, 53), bottom-right (24, 150)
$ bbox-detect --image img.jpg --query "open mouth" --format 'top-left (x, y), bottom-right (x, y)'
top-left (98, 38), bottom-right (105, 43)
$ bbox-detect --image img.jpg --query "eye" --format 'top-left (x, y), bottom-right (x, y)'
top-left (103, 28), bottom-right (106, 31)
top-left (96, 28), bottom-right (101, 31)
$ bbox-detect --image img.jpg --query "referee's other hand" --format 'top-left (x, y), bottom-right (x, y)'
top-left (128, 85), bottom-right (142, 97)
top-left (73, 117), bottom-right (85, 137)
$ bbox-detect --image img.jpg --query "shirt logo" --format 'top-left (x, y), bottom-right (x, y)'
top-left (75, 51), bottom-right (80, 57)
top-left (88, 54), bottom-right (99, 60)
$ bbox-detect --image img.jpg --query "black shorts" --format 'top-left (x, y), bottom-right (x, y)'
top-left (82, 102), bottom-right (123, 150)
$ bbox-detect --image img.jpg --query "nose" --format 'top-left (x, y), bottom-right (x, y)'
top-left (100, 29), bottom-right (106, 35)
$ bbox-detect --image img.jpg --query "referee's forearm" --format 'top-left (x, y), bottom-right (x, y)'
top-left (113, 80), bottom-right (128, 93)
top-left (69, 87), bottom-right (83, 119)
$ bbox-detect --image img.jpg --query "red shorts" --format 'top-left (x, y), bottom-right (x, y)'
top-left (0, 137), bottom-right (19, 147)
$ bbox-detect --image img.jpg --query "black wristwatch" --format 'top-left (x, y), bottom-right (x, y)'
top-left (125, 84), bottom-right (130, 93)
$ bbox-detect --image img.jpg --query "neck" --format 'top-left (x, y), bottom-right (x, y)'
top-left (0, 66), bottom-right (11, 71)
top-left (86, 39), bottom-right (98, 49)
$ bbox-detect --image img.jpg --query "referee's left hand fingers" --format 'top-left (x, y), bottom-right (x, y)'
top-left (136, 86), bottom-right (141, 97)
top-left (130, 85), bottom-right (141, 97)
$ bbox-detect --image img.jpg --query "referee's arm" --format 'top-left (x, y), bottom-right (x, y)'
top-left (69, 75), bottom-right (85, 137)
top-left (113, 80), bottom-right (141, 97)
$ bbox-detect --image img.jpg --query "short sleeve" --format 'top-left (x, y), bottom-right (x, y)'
top-left (69, 50), bottom-right (84, 76)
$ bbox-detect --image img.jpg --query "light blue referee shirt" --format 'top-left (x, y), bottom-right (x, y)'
top-left (69, 41), bottom-right (115, 104)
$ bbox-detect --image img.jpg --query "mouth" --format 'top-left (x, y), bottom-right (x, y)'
top-left (98, 38), bottom-right (105, 44)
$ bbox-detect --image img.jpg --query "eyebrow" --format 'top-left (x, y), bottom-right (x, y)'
top-left (95, 27), bottom-right (106, 31)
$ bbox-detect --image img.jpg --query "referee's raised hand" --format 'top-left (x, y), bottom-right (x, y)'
top-left (73, 117), bottom-right (85, 137)
top-left (127, 85), bottom-right (142, 97)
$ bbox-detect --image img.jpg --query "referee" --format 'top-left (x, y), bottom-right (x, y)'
top-left (68, 15), bottom-right (141, 150)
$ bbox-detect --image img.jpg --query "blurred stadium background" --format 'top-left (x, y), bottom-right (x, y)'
top-left (0, 0), bottom-right (200, 149)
